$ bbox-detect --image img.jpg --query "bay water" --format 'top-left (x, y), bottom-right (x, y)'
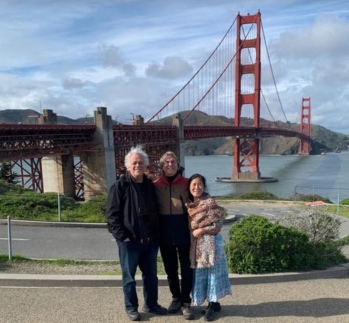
top-left (184, 152), bottom-right (349, 203)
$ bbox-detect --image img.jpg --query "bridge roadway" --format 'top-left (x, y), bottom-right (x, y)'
top-left (0, 123), bottom-right (309, 161)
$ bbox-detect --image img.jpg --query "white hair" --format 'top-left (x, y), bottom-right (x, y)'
top-left (124, 145), bottom-right (149, 169)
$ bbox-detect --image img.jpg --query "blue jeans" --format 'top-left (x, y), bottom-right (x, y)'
top-left (116, 239), bottom-right (159, 310)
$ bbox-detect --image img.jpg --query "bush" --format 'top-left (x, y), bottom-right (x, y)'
top-left (0, 192), bottom-right (76, 220)
top-left (290, 193), bottom-right (332, 204)
top-left (62, 195), bottom-right (107, 222)
top-left (276, 207), bottom-right (341, 243)
top-left (226, 215), bottom-right (340, 274)
top-left (233, 191), bottom-right (279, 200)
top-left (0, 186), bottom-right (107, 222)
top-left (0, 179), bottom-right (29, 195)
top-left (340, 198), bottom-right (349, 206)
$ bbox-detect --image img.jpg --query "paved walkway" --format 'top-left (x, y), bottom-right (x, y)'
top-left (1, 277), bottom-right (349, 323)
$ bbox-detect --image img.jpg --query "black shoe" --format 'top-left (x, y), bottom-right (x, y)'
top-left (181, 303), bottom-right (194, 320)
top-left (212, 302), bottom-right (221, 312)
top-left (204, 305), bottom-right (215, 322)
top-left (168, 298), bottom-right (181, 314)
top-left (126, 309), bottom-right (140, 321)
top-left (142, 304), bottom-right (167, 315)
top-left (201, 302), bottom-right (221, 314)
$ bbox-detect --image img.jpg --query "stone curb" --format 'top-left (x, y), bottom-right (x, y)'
top-left (1, 264), bottom-right (348, 288)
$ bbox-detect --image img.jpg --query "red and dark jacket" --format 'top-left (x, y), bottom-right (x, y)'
top-left (153, 171), bottom-right (190, 245)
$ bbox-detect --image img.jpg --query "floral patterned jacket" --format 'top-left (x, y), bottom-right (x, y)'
top-left (186, 193), bottom-right (225, 268)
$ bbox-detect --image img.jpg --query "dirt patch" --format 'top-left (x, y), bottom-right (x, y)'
top-left (0, 262), bottom-right (119, 275)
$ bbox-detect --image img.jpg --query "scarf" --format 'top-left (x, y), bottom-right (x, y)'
top-left (186, 193), bottom-right (225, 268)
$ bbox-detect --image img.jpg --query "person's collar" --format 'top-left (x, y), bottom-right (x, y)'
top-left (166, 171), bottom-right (179, 183)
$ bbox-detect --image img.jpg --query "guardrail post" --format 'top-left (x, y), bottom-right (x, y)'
top-left (7, 216), bottom-right (12, 260)
top-left (58, 193), bottom-right (61, 222)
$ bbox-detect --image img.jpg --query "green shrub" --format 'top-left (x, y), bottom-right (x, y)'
top-left (77, 195), bottom-right (107, 215)
top-left (340, 198), bottom-right (349, 206)
top-left (0, 179), bottom-right (29, 195)
top-left (226, 215), bottom-right (337, 274)
top-left (0, 192), bottom-right (76, 220)
top-left (233, 191), bottom-right (279, 200)
top-left (291, 193), bottom-right (332, 204)
top-left (61, 195), bottom-right (107, 222)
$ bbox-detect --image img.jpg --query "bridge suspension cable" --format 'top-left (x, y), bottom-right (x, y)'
top-left (260, 20), bottom-right (290, 127)
top-left (146, 16), bottom-right (238, 124)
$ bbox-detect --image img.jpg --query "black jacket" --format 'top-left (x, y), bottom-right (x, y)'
top-left (106, 172), bottom-right (160, 242)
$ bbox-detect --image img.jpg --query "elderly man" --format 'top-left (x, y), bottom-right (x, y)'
top-left (106, 145), bottom-right (167, 321)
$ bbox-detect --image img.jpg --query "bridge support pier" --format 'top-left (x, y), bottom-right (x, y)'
top-left (82, 107), bottom-right (116, 201)
top-left (41, 155), bottom-right (75, 197)
top-left (173, 113), bottom-right (185, 173)
top-left (39, 110), bottom-right (76, 197)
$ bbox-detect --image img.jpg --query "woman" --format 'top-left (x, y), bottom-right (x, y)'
top-left (106, 145), bottom-right (167, 321)
top-left (186, 173), bottom-right (232, 322)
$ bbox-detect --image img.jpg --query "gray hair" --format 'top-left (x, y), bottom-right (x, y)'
top-left (159, 151), bottom-right (179, 169)
top-left (124, 145), bottom-right (149, 169)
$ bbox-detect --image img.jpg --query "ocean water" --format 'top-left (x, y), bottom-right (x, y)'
top-left (184, 152), bottom-right (349, 202)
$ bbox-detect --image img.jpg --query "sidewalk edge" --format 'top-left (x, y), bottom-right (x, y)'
top-left (0, 264), bottom-right (348, 288)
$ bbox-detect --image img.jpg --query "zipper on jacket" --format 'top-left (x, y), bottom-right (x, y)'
top-left (179, 195), bottom-right (186, 214)
top-left (169, 184), bottom-right (173, 215)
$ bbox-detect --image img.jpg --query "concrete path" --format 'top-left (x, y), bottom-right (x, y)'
top-left (1, 278), bottom-right (349, 323)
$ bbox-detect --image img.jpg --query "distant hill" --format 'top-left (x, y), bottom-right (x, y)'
top-left (0, 109), bottom-right (93, 125)
top-left (1, 108), bottom-right (348, 155)
top-left (154, 110), bottom-right (349, 155)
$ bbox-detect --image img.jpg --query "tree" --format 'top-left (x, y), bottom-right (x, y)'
top-left (0, 162), bottom-right (18, 184)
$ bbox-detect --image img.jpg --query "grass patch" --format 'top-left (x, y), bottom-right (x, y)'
top-left (0, 254), bottom-right (28, 263)
top-left (323, 205), bottom-right (349, 219)
top-left (0, 254), bottom-right (167, 275)
top-left (0, 254), bottom-right (118, 266)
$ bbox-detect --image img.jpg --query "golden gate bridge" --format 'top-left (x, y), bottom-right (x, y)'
top-left (0, 12), bottom-right (312, 200)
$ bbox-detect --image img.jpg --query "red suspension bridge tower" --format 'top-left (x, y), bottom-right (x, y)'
top-left (298, 97), bottom-right (311, 155)
top-left (232, 12), bottom-right (265, 181)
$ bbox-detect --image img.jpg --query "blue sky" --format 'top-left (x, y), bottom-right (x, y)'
top-left (1, 0), bottom-right (349, 134)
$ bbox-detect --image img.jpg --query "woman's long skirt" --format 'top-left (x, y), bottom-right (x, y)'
top-left (192, 233), bottom-right (232, 306)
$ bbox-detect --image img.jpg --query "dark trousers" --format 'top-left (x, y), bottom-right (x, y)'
top-left (117, 239), bottom-right (159, 310)
top-left (160, 242), bottom-right (193, 304)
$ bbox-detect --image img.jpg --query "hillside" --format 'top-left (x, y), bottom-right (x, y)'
top-left (1, 108), bottom-right (348, 155)
top-left (0, 109), bottom-right (89, 125)
top-left (168, 111), bottom-right (349, 155)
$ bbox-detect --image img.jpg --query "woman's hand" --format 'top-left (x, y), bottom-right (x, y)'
top-left (192, 228), bottom-right (205, 238)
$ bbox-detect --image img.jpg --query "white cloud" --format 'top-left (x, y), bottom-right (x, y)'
top-left (145, 57), bottom-right (193, 79)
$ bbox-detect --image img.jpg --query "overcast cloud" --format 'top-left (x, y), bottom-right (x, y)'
top-left (0, 0), bottom-right (348, 133)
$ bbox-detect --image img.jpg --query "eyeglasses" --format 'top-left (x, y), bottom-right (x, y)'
top-left (164, 160), bottom-right (177, 165)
